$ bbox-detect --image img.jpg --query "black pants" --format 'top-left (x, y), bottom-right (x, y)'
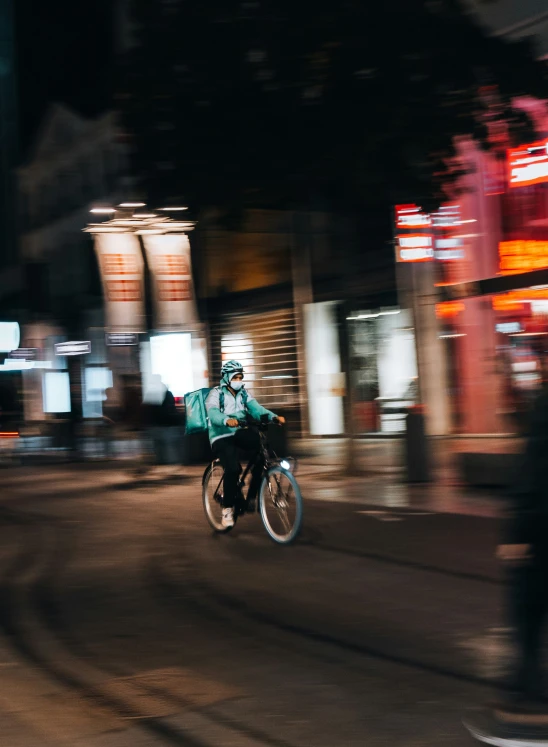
top-left (508, 558), bottom-right (548, 698)
top-left (213, 430), bottom-right (262, 509)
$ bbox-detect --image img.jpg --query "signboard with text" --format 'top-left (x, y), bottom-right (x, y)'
top-left (8, 348), bottom-right (38, 361)
top-left (55, 341), bottom-right (91, 357)
top-left (499, 240), bottom-right (548, 274)
top-left (507, 141), bottom-right (548, 188)
top-left (394, 203), bottom-right (467, 274)
top-left (395, 204), bottom-right (431, 229)
top-left (93, 233), bottom-right (146, 333)
top-left (105, 333), bottom-right (139, 347)
top-left (142, 234), bottom-right (198, 330)
top-left (394, 205), bottom-right (433, 262)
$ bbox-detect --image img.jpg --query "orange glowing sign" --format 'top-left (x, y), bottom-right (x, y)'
top-left (492, 288), bottom-right (548, 312)
top-left (436, 301), bottom-right (464, 319)
top-left (508, 141), bottom-right (548, 188)
top-left (499, 241), bottom-right (548, 274)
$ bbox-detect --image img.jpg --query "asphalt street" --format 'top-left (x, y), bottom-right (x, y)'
top-left (0, 462), bottom-right (513, 746)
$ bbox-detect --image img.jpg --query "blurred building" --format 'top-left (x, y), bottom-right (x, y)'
top-left (466, 0), bottom-right (548, 59)
top-left (397, 98), bottom-right (548, 436)
top-left (197, 209), bottom-right (399, 436)
top-left (5, 105), bottom-right (134, 430)
top-left (18, 105), bottom-right (131, 319)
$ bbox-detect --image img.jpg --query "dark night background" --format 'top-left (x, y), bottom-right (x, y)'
top-left (15, 0), bottom-right (115, 151)
top-left (4, 3), bottom-right (548, 745)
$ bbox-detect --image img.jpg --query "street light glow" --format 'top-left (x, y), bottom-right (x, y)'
top-left (90, 207), bottom-right (116, 214)
top-left (158, 206), bottom-right (188, 211)
top-left (119, 202), bottom-right (146, 208)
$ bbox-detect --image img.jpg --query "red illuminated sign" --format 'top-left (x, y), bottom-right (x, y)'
top-left (507, 141), bottom-right (548, 188)
top-left (395, 203), bottom-right (467, 263)
top-left (436, 301), bottom-right (464, 319)
top-left (395, 204), bottom-right (431, 229)
top-left (156, 254), bottom-right (190, 276)
top-left (106, 280), bottom-right (142, 302)
top-left (101, 254), bottom-right (139, 275)
top-left (395, 204), bottom-right (433, 262)
top-left (158, 279), bottom-right (192, 301)
top-left (492, 288), bottom-right (548, 312)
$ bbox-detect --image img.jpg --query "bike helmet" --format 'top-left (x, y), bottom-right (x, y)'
top-left (220, 360), bottom-right (244, 386)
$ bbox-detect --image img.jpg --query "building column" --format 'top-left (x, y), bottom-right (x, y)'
top-left (400, 261), bottom-right (451, 436)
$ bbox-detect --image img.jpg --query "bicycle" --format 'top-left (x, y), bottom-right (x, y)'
top-left (202, 415), bottom-right (303, 544)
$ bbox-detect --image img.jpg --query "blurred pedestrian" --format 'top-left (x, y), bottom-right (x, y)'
top-left (137, 376), bottom-right (186, 477)
top-left (498, 366), bottom-right (548, 711)
top-left (102, 387), bottom-right (119, 459)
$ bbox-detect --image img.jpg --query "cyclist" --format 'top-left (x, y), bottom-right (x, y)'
top-left (206, 360), bottom-right (285, 528)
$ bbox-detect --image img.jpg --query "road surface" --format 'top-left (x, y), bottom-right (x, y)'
top-left (0, 462), bottom-right (510, 746)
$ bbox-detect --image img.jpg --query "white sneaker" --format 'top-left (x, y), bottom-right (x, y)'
top-left (222, 508), bottom-right (235, 529)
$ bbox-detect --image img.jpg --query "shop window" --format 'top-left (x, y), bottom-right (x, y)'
top-left (349, 309), bottom-right (417, 434)
top-left (43, 372), bottom-right (71, 413)
top-left (82, 367), bottom-right (112, 419)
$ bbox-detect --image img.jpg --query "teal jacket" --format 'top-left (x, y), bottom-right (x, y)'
top-left (205, 386), bottom-right (277, 446)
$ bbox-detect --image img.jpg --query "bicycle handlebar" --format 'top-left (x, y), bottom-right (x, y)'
top-left (236, 415), bottom-right (282, 429)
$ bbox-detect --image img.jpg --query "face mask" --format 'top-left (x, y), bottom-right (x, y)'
top-left (230, 380), bottom-right (244, 391)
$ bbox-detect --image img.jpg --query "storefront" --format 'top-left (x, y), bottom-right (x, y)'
top-left (404, 127), bottom-right (548, 435)
top-left (346, 308), bottom-right (418, 434)
top-left (209, 307), bottom-right (302, 430)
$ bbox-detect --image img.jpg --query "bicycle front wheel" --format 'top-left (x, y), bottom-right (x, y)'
top-left (259, 466), bottom-right (303, 544)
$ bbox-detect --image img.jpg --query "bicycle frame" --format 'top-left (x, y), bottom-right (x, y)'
top-left (232, 429), bottom-right (275, 510)
top-left (204, 423), bottom-right (283, 512)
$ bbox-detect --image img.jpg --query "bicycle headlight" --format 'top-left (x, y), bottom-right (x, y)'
top-left (280, 460), bottom-right (290, 470)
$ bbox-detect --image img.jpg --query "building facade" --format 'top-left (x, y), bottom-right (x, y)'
top-left (401, 99), bottom-right (548, 436)
top-left (197, 208), bottom-right (400, 436)
top-left (13, 105), bottom-right (133, 427)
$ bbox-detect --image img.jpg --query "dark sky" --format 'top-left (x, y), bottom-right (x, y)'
top-left (15, 0), bottom-right (115, 155)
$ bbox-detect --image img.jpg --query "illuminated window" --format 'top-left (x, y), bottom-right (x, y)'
top-left (149, 333), bottom-right (194, 398)
top-left (83, 367), bottom-right (113, 419)
top-left (43, 372), bottom-right (71, 414)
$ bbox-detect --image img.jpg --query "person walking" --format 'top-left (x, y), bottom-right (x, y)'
top-left (498, 375), bottom-right (548, 711)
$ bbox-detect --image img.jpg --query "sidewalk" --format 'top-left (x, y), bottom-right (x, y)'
top-left (2, 433), bottom-right (514, 517)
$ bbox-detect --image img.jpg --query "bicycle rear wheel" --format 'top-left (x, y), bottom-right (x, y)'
top-left (259, 466), bottom-right (303, 544)
top-left (203, 462), bottom-right (232, 533)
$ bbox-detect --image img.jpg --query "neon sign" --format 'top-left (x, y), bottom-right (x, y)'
top-left (395, 204), bottom-right (431, 229)
top-left (507, 141), bottom-right (548, 188)
top-left (492, 288), bottom-right (548, 312)
top-left (499, 240), bottom-right (548, 274)
top-left (398, 234), bottom-right (433, 262)
top-left (395, 205), bottom-right (433, 262)
top-left (436, 301), bottom-right (464, 319)
top-left (395, 203), bottom-right (466, 263)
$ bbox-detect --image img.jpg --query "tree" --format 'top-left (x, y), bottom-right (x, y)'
top-left (119, 0), bottom-right (547, 238)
